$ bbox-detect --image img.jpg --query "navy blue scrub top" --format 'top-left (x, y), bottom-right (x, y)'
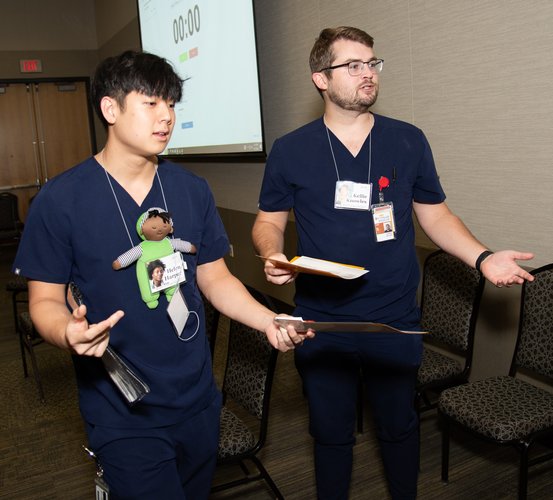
top-left (259, 114), bottom-right (446, 329)
top-left (14, 158), bottom-right (229, 428)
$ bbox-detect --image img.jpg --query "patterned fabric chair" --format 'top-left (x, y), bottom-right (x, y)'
top-left (438, 263), bottom-right (553, 499)
top-left (416, 250), bottom-right (485, 411)
top-left (211, 285), bottom-right (283, 499)
top-left (6, 275), bottom-right (46, 401)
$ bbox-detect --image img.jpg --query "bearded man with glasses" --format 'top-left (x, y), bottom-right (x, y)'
top-left (253, 26), bottom-right (533, 499)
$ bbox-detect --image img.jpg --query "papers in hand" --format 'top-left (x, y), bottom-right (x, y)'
top-left (275, 316), bottom-right (427, 335)
top-left (259, 255), bottom-right (369, 280)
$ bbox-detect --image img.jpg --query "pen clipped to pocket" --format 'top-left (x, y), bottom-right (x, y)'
top-left (68, 282), bottom-right (150, 404)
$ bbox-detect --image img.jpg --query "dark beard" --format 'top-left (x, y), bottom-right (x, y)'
top-left (328, 88), bottom-right (378, 112)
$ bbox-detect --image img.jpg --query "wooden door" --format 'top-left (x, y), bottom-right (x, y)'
top-left (0, 80), bottom-right (95, 220)
top-left (0, 83), bottom-right (41, 190)
top-left (32, 81), bottom-right (93, 181)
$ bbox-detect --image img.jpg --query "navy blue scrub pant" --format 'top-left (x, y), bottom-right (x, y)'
top-left (295, 331), bottom-right (422, 500)
top-left (85, 395), bottom-right (221, 500)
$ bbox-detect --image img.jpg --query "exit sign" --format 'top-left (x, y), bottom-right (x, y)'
top-left (20, 59), bottom-right (43, 73)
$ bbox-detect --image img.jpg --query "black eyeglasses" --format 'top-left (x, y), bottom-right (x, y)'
top-left (319, 59), bottom-right (384, 76)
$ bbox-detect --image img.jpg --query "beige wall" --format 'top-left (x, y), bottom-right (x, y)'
top-left (194, 0), bottom-right (553, 270)
top-left (2, 0), bottom-right (551, 381)
top-left (0, 0), bottom-right (97, 79)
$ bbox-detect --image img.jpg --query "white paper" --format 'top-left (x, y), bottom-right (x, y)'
top-left (291, 256), bottom-right (369, 280)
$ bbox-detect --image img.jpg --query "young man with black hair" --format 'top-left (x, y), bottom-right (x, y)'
top-left (14, 50), bottom-right (312, 499)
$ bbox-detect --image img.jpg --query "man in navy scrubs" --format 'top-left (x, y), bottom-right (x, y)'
top-left (13, 50), bottom-right (312, 499)
top-left (253, 26), bottom-right (533, 499)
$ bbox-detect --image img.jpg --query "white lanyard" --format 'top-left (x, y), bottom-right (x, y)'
top-left (325, 126), bottom-right (372, 184)
top-left (326, 127), bottom-right (373, 210)
top-left (104, 167), bottom-right (169, 246)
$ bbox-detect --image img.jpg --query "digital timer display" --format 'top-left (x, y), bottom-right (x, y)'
top-left (173, 5), bottom-right (200, 43)
top-left (138, 0), bottom-right (264, 157)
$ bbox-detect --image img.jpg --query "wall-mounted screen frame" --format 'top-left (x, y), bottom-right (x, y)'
top-left (137, 0), bottom-right (266, 161)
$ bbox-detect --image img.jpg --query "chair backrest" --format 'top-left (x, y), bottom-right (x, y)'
top-left (0, 192), bottom-right (22, 231)
top-left (223, 320), bottom-right (278, 419)
top-left (512, 263), bottom-right (553, 380)
top-left (420, 250), bottom-right (485, 353)
top-left (222, 285), bottom-right (278, 419)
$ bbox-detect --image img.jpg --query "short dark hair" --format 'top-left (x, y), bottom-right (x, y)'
top-left (309, 26), bottom-right (374, 74)
top-left (91, 50), bottom-right (184, 126)
top-left (146, 208), bottom-right (172, 226)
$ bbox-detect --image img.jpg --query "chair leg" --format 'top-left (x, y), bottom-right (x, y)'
top-left (18, 329), bottom-right (30, 377)
top-left (211, 457), bottom-right (284, 499)
top-left (441, 417), bottom-right (450, 483)
top-left (239, 459), bottom-right (251, 476)
top-left (26, 336), bottom-right (46, 402)
top-left (357, 382), bottom-right (364, 434)
top-left (518, 443), bottom-right (529, 500)
top-left (416, 396), bottom-right (422, 472)
top-left (12, 293), bottom-right (19, 334)
top-left (249, 456), bottom-right (284, 500)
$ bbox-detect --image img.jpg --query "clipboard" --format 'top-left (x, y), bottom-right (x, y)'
top-left (275, 316), bottom-right (427, 335)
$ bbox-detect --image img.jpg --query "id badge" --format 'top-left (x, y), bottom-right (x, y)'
top-left (335, 181), bottom-right (372, 210)
top-left (372, 202), bottom-right (396, 242)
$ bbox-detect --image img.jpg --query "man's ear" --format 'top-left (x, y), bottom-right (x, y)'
top-left (100, 96), bottom-right (117, 125)
top-left (312, 72), bottom-right (328, 92)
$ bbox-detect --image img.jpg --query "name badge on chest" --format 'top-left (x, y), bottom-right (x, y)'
top-left (372, 202), bottom-right (397, 242)
top-left (334, 180), bottom-right (372, 210)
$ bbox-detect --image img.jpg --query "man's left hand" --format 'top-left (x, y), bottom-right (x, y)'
top-left (481, 250), bottom-right (534, 287)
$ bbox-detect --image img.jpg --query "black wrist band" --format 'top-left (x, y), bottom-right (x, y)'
top-left (475, 250), bottom-right (494, 272)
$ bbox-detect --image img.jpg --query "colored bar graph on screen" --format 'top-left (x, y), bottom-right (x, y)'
top-left (179, 47), bottom-right (199, 63)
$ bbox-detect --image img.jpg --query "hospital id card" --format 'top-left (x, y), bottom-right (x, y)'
top-left (372, 202), bottom-right (396, 242)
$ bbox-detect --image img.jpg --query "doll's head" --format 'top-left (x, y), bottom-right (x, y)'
top-left (136, 208), bottom-right (173, 241)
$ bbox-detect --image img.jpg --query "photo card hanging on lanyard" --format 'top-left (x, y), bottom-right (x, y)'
top-left (371, 202), bottom-right (397, 242)
top-left (334, 180), bottom-right (372, 210)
